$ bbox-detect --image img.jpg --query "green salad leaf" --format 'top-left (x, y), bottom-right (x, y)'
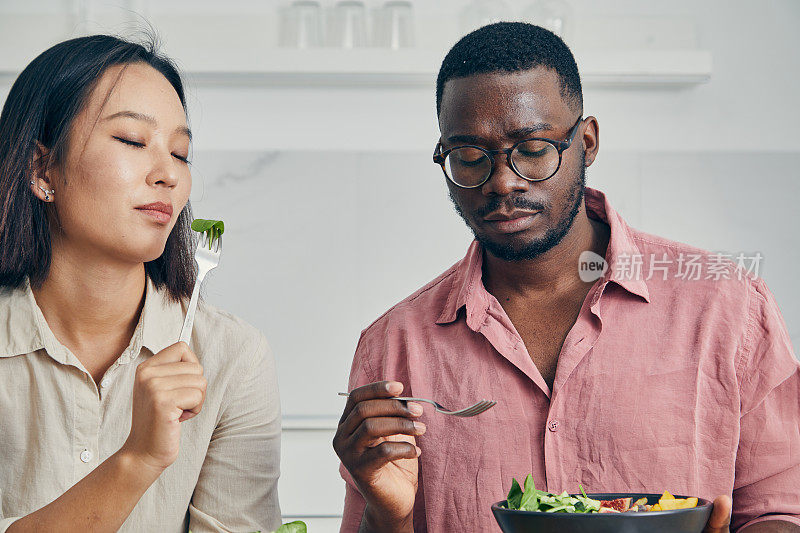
top-left (274, 521), bottom-right (307, 533)
top-left (505, 477), bottom-right (601, 513)
top-left (190, 521), bottom-right (307, 533)
top-left (191, 218), bottom-right (225, 249)
top-left (519, 474), bottom-right (541, 511)
top-left (506, 478), bottom-right (523, 510)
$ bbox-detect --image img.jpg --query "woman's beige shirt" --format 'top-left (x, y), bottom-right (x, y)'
top-left (0, 280), bottom-right (281, 532)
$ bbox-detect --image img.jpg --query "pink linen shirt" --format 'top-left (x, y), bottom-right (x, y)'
top-left (340, 187), bottom-right (800, 532)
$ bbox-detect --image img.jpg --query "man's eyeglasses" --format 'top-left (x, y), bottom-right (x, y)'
top-left (433, 116), bottom-right (583, 189)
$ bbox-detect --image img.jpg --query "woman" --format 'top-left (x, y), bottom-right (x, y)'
top-left (0, 35), bottom-right (281, 532)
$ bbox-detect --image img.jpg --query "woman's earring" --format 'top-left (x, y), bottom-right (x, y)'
top-left (30, 180), bottom-right (55, 202)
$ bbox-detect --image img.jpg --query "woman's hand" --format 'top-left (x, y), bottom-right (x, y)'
top-left (7, 342), bottom-right (206, 533)
top-left (121, 341), bottom-right (207, 474)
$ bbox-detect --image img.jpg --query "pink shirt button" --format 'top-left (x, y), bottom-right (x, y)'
top-left (548, 420), bottom-right (559, 432)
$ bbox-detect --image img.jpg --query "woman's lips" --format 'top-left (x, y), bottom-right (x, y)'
top-left (484, 212), bottom-right (540, 234)
top-left (135, 204), bottom-right (172, 225)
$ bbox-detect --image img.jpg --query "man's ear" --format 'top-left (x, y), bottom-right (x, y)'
top-left (582, 116), bottom-right (599, 167)
top-left (29, 142), bottom-right (55, 202)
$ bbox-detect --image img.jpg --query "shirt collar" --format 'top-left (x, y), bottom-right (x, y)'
top-left (0, 279), bottom-right (47, 358)
top-left (435, 187), bottom-right (649, 326)
top-left (584, 187), bottom-right (650, 303)
top-left (435, 240), bottom-right (486, 326)
top-left (0, 277), bottom-right (185, 362)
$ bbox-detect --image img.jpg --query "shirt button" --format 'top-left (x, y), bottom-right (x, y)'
top-left (548, 420), bottom-right (559, 432)
top-left (80, 449), bottom-right (93, 463)
top-left (100, 378), bottom-right (111, 388)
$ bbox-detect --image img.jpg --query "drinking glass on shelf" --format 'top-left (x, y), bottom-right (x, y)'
top-left (459, 0), bottom-right (514, 34)
top-left (523, 0), bottom-right (574, 42)
top-left (373, 1), bottom-right (416, 50)
top-left (329, 0), bottom-right (368, 49)
top-left (279, 0), bottom-right (324, 48)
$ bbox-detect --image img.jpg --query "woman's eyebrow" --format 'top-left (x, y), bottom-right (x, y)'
top-left (103, 110), bottom-right (156, 125)
top-left (102, 110), bottom-right (192, 140)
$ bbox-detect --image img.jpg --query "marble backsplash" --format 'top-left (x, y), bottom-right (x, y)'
top-left (188, 149), bottom-right (800, 419)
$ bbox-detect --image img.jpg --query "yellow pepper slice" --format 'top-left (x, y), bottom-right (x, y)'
top-left (658, 497), bottom-right (698, 510)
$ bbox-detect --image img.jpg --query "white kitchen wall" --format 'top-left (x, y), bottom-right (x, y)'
top-left (190, 148), bottom-right (800, 417)
top-left (187, 148), bottom-right (800, 529)
top-left (1, 1), bottom-right (799, 530)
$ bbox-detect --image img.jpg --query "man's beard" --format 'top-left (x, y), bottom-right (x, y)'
top-left (449, 152), bottom-right (587, 262)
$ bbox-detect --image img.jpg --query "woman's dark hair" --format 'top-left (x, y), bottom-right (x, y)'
top-left (0, 34), bottom-right (195, 301)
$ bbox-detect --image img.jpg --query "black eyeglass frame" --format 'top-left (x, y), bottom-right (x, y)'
top-left (433, 115), bottom-right (584, 189)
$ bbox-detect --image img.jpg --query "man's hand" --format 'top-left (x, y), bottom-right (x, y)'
top-left (121, 341), bottom-right (207, 475)
top-left (333, 381), bottom-right (426, 532)
top-left (704, 495), bottom-right (732, 533)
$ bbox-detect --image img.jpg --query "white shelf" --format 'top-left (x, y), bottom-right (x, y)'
top-left (181, 48), bottom-right (712, 87)
top-left (576, 49), bottom-right (712, 87)
top-left (0, 49), bottom-right (711, 88)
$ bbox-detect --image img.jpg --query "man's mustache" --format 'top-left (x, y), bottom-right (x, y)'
top-left (473, 195), bottom-right (548, 219)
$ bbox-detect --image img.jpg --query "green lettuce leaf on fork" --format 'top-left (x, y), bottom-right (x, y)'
top-left (274, 521), bottom-right (307, 533)
top-left (189, 520), bottom-right (306, 533)
top-left (191, 218), bottom-right (225, 250)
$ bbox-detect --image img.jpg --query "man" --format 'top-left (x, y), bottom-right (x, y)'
top-left (333, 22), bottom-right (800, 533)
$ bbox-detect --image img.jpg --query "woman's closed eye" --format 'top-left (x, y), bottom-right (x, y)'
top-left (113, 135), bottom-right (144, 148)
top-left (113, 136), bottom-right (191, 164)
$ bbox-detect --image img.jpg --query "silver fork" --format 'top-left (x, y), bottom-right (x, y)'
top-left (179, 233), bottom-right (221, 344)
top-left (338, 392), bottom-right (496, 417)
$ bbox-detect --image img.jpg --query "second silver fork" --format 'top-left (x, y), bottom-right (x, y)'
top-left (338, 392), bottom-right (496, 417)
top-left (179, 233), bottom-right (221, 344)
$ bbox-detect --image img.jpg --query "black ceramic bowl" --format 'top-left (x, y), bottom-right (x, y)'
top-left (492, 493), bottom-right (713, 533)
